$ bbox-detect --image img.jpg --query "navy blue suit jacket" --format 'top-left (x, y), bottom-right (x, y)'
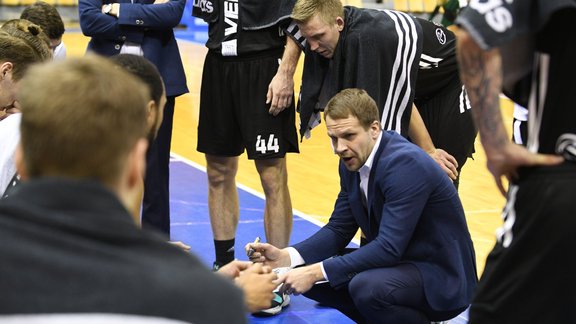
top-left (78, 0), bottom-right (188, 97)
top-left (293, 131), bottom-right (477, 311)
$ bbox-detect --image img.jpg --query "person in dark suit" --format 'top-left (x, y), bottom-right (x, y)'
top-left (246, 88), bottom-right (478, 323)
top-left (0, 56), bottom-right (277, 321)
top-left (78, 0), bottom-right (188, 236)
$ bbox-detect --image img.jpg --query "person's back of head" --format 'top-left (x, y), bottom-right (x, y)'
top-left (16, 56), bottom-right (149, 188)
top-left (110, 54), bottom-right (166, 142)
top-left (20, 1), bottom-right (65, 42)
top-left (110, 54), bottom-right (164, 109)
top-left (1, 19), bottom-right (52, 61)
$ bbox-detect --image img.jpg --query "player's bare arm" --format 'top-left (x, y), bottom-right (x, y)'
top-left (408, 105), bottom-right (459, 179)
top-left (456, 29), bottom-right (563, 195)
top-left (267, 36), bottom-right (302, 116)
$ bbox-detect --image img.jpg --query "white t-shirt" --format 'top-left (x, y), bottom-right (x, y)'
top-left (0, 113), bottom-right (21, 195)
top-left (53, 42), bottom-right (67, 60)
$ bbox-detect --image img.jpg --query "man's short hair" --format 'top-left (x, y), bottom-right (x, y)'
top-left (324, 88), bottom-right (380, 129)
top-left (110, 54), bottom-right (164, 106)
top-left (0, 32), bottom-right (42, 81)
top-left (20, 1), bottom-right (65, 40)
top-left (292, 0), bottom-right (344, 24)
top-left (17, 56), bottom-right (149, 185)
top-left (1, 19), bottom-right (52, 61)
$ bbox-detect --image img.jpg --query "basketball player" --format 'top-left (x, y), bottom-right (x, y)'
top-left (292, 0), bottom-right (476, 187)
top-left (192, 0), bottom-right (302, 314)
top-left (457, 1), bottom-right (576, 322)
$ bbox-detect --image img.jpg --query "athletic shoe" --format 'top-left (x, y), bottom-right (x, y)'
top-left (252, 267), bottom-right (292, 316)
top-left (252, 290), bottom-right (290, 316)
top-left (212, 261), bottom-right (222, 272)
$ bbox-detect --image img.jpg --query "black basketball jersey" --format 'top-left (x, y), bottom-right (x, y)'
top-left (192, 0), bottom-right (289, 56)
top-left (458, 0), bottom-right (576, 157)
top-left (414, 17), bottom-right (460, 98)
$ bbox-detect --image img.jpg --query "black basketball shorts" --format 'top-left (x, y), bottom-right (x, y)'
top-left (415, 84), bottom-right (477, 171)
top-left (469, 163), bottom-right (576, 323)
top-left (197, 49), bottom-right (299, 160)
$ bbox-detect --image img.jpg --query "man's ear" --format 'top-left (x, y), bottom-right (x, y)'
top-left (15, 142), bottom-right (28, 181)
top-left (127, 138), bottom-right (148, 189)
top-left (370, 120), bottom-right (381, 139)
top-left (146, 100), bottom-right (156, 129)
top-left (0, 62), bottom-right (13, 78)
top-left (336, 16), bottom-right (345, 31)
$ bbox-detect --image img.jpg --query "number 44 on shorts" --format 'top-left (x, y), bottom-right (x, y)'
top-left (256, 134), bottom-right (279, 154)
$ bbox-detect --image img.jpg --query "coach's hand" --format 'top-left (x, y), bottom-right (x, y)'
top-left (245, 242), bottom-right (291, 269)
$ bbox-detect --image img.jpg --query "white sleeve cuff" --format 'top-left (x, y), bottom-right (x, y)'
top-left (286, 247), bottom-right (305, 267)
top-left (320, 262), bottom-right (329, 282)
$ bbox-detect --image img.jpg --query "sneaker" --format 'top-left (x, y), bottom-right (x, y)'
top-left (272, 266), bottom-right (291, 277)
top-left (252, 290), bottom-right (290, 316)
top-left (212, 261), bottom-right (222, 272)
top-left (252, 267), bottom-right (292, 316)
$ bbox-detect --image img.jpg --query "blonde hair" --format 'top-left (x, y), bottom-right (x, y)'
top-left (292, 0), bottom-right (344, 24)
top-left (0, 31), bottom-right (40, 81)
top-left (18, 56), bottom-right (149, 185)
top-left (1, 19), bottom-right (52, 61)
top-left (324, 88), bottom-right (380, 129)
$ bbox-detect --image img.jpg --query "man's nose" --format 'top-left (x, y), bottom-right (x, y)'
top-left (334, 140), bottom-right (347, 154)
top-left (309, 40), bottom-right (319, 52)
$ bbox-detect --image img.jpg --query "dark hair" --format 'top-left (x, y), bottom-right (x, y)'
top-left (110, 54), bottom-right (164, 105)
top-left (20, 1), bottom-right (65, 40)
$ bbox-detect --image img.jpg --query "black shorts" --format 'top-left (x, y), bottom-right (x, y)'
top-left (414, 83), bottom-right (477, 172)
top-left (469, 162), bottom-right (576, 323)
top-left (197, 49), bottom-right (299, 160)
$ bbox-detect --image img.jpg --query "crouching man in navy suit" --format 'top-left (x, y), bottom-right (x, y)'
top-left (246, 88), bottom-right (477, 323)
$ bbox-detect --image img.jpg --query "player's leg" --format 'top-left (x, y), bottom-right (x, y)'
top-left (196, 52), bottom-right (243, 269)
top-left (239, 50), bottom-right (299, 248)
top-left (254, 157), bottom-right (292, 248)
top-left (206, 154), bottom-right (239, 268)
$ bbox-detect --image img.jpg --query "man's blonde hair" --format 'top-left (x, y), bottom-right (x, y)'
top-left (324, 88), bottom-right (380, 129)
top-left (1, 19), bottom-right (52, 61)
top-left (0, 32), bottom-right (41, 82)
top-left (292, 0), bottom-right (344, 24)
top-left (17, 56), bottom-right (149, 186)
